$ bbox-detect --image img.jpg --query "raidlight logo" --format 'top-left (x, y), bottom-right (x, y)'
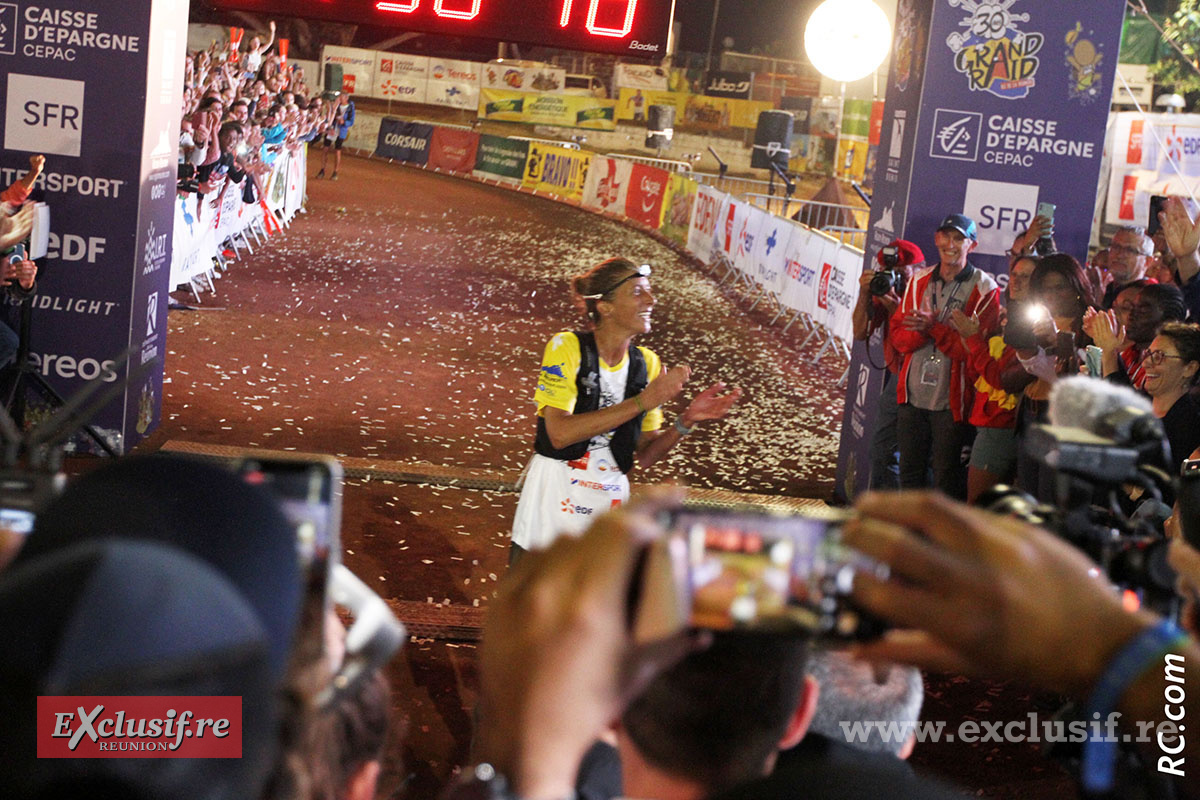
top-left (1119, 174), bottom-right (1138, 221)
top-left (855, 362), bottom-right (872, 409)
top-left (724, 203), bottom-right (736, 252)
top-left (889, 111), bottom-right (905, 159)
top-left (818, 262), bottom-right (833, 310)
top-left (0, 4), bottom-right (16, 56)
top-left (142, 222), bottom-right (168, 275)
top-left (931, 109), bottom-right (982, 162)
top-left (37, 696), bottom-right (242, 758)
top-left (146, 292), bottom-right (158, 337)
top-left (5, 73), bottom-right (84, 157)
top-left (877, 202), bottom-right (895, 234)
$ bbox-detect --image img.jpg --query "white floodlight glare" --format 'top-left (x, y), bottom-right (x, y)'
top-left (804, 0), bottom-right (892, 83)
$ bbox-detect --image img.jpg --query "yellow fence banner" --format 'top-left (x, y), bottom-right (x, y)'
top-left (522, 143), bottom-right (592, 201)
top-left (615, 88), bottom-right (772, 130)
top-left (479, 88), bottom-right (617, 130)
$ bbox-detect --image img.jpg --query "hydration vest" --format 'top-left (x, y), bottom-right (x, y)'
top-left (534, 332), bottom-right (648, 474)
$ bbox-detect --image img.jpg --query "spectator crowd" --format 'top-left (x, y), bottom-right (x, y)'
top-left (178, 21), bottom-right (354, 214)
top-left (855, 198), bottom-right (1200, 504)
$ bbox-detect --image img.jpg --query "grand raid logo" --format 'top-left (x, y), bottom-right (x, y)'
top-left (945, 0), bottom-right (1041, 100)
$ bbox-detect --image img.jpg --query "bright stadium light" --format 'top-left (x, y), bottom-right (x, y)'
top-left (804, 0), bottom-right (892, 83)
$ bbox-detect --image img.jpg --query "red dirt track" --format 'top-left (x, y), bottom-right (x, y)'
top-left (142, 151), bottom-right (1071, 798)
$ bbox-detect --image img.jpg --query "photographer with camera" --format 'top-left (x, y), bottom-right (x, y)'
top-left (853, 240), bottom-right (924, 490)
top-left (889, 215), bottom-right (1001, 499)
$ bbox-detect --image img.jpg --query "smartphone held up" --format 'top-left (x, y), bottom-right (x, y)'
top-left (633, 505), bottom-right (889, 644)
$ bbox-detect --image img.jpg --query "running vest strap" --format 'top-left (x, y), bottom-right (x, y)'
top-left (534, 332), bottom-right (648, 474)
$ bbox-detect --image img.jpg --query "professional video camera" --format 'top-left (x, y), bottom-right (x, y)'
top-left (983, 377), bottom-right (1178, 608)
top-left (868, 245), bottom-right (907, 297)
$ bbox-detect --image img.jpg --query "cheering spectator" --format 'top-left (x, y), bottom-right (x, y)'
top-left (1159, 196), bottom-right (1200, 320)
top-left (1101, 226), bottom-right (1153, 308)
top-left (889, 214), bottom-right (1000, 499)
top-left (1093, 282), bottom-right (1187, 391)
top-left (1142, 322), bottom-right (1200, 473)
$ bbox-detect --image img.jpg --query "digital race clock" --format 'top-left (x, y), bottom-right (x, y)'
top-left (208, 0), bottom-right (674, 57)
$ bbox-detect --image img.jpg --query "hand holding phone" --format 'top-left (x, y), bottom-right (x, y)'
top-left (637, 505), bottom-right (888, 641)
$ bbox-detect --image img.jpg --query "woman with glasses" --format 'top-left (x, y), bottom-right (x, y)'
top-left (1143, 322), bottom-right (1200, 474)
top-left (509, 258), bottom-right (742, 564)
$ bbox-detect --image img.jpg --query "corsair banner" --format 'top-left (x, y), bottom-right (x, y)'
top-left (835, 0), bottom-right (1124, 501)
top-left (0, 0), bottom-right (187, 453)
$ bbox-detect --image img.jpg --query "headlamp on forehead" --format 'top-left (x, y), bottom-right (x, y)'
top-left (582, 264), bottom-right (652, 300)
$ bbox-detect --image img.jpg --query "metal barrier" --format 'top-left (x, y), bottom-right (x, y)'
top-left (405, 119), bottom-right (475, 132)
top-left (509, 136), bottom-right (581, 150)
top-left (691, 171), bottom-right (780, 199)
top-left (603, 152), bottom-right (693, 172)
top-left (821, 226), bottom-right (868, 250)
top-left (743, 191), bottom-right (801, 218)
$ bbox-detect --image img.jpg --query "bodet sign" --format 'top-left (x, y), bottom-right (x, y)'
top-left (0, 0), bottom-right (187, 452)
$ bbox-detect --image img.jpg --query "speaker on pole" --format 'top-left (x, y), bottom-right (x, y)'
top-left (323, 63), bottom-right (344, 96)
top-left (645, 104), bottom-right (675, 149)
top-left (750, 110), bottom-right (794, 171)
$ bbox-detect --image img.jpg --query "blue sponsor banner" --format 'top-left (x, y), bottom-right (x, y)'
top-left (375, 118), bottom-right (433, 165)
top-left (0, 0), bottom-right (186, 452)
top-left (909, 0), bottom-right (1123, 276)
top-left (834, 0), bottom-right (1124, 501)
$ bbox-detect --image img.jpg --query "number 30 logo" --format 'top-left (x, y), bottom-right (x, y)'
top-left (376, 0), bottom-right (640, 38)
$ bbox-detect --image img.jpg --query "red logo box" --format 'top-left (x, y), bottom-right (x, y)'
top-left (37, 696), bottom-right (242, 758)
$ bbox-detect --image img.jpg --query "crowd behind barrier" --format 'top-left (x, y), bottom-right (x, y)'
top-left (174, 24), bottom-right (329, 298)
top-left (371, 116), bottom-right (864, 366)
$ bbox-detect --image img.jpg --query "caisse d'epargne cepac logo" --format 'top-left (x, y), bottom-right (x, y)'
top-left (945, 0), bottom-right (1042, 100)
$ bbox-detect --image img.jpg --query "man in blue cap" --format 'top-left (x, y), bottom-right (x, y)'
top-left (886, 214), bottom-right (1001, 499)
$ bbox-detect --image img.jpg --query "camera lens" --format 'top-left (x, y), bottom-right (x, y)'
top-left (869, 271), bottom-right (896, 297)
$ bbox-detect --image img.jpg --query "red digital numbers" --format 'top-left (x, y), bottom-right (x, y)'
top-left (377, 0), bottom-right (639, 38)
top-left (377, 0), bottom-right (482, 18)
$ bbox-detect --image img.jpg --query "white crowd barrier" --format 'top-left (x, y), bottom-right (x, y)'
top-left (680, 177), bottom-right (861, 368)
top-left (170, 148), bottom-right (308, 298)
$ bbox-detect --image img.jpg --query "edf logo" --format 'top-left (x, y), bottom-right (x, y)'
top-left (5, 73), bottom-right (84, 157)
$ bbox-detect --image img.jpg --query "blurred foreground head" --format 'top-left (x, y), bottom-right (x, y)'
top-left (0, 539), bottom-right (278, 800)
top-left (17, 454), bottom-right (303, 679)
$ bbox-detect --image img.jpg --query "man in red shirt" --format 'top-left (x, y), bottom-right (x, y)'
top-left (888, 215), bottom-right (1001, 499)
